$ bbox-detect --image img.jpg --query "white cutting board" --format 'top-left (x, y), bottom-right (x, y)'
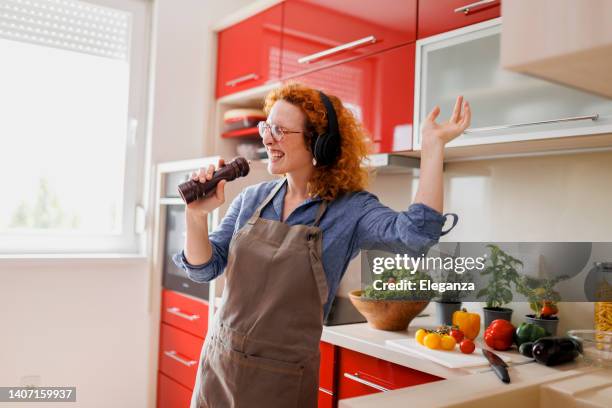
top-left (386, 338), bottom-right (513, 369)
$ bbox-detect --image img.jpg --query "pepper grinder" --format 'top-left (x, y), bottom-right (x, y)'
top-left (178, 157), bottom-right (250, 205)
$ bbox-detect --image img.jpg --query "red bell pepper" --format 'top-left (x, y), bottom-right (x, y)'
top-left (484, 319), bottom-right (515, 351)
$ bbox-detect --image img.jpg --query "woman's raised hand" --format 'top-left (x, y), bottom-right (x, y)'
top-left (186, 158), bottom-right (227, 216)
top-left (421, 95), bottom-right (471, 149)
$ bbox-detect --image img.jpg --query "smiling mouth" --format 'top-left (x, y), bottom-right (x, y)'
top-left (268, 150), bottom-right (285, 162)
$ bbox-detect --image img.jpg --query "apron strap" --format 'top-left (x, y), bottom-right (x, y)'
top-left (247, 177), bottom-right (287, 225)
top-left (311, 200), bottom-right (328, 227)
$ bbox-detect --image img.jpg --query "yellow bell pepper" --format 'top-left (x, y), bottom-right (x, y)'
top-left (452, 308), bottom-right (481, 340)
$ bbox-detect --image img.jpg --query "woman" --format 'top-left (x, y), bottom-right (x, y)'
top-left (173, 83), bottom-right (470, 407)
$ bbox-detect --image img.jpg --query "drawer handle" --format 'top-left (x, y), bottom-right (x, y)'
top-left (164, 350), bottom-right (198, 367)
top-left (343, 372), bottom-right (389, 392)
top-left (167, 307), bottom-right (200, 321)
top-left (463, 113), bottom-right (599, 134)
top-left (454, 0), bottom-right (497, 15)
top-left (225, 73), bottom-right (259, 87)
top-left (297, 35), bottom-right (377, 64)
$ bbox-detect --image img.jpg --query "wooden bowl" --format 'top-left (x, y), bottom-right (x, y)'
top-left (348, 290), bottom-right (429, 331)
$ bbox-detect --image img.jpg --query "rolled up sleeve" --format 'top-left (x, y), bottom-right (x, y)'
top-left (355, 192), bottom-right (449, 256)
top-left (172, 191), bottom-right (243, 282)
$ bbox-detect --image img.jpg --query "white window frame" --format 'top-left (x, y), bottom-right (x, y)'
top-left (0, 0), bottom-right (152, 256)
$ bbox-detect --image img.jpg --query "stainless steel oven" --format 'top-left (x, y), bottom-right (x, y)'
top-left (160, 168), bottom-right (214, 300)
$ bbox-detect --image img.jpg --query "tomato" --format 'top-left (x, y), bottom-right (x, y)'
top-left (441, 335), bottom-right (456, 351)
top-left (541, 301), bottom-right (558, 317)
top-left (415, 329), bottom-right (427, 345)
top-left (460, 339), bottom-right (476, 354)
top-left (424, 333), bottom-right (442, 349)
top-left (450, 328), bottom-right (464, 343)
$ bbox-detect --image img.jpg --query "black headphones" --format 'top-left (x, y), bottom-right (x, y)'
top-left (310, 91), bottom-right (341, 167)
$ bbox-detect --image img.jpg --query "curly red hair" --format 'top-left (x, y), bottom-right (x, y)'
top-left (263, 82), bottom-right (371, 200)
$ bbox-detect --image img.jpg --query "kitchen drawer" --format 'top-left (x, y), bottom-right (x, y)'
top-left (216, 3), bottom-right (283, 98)
top-left (319, 341), bottom-right (336, 391)
top-left (159, 323), bottom-right (204, 390)
top-left (161, 289), bottom-right (208, 339)
top-left (157, 372), bottom-right (192, 408)
top-left (338, 348), bottom-right (443, 400)
top-left (318, 387), bottom-right (334, 408)
top-left (418, 0), bottom-right (501, 39)
top-left (291, 43), bottom-right (415, 153)
top-left (281, 0), bottom-right (416, 79)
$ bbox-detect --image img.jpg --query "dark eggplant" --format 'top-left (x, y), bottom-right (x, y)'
top-left (519, 341), bottom-right (534, 358)
top-left (531, 336), bottom-right (582, 366)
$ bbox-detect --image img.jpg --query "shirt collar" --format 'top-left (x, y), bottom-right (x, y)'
top-left (271, 178), bottom-right (323, 219)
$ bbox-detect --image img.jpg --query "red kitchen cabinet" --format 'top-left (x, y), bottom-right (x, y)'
top-left (281, 0), bottom-right (417, 78)
top-left (159, 322), bottom-right (204, 390)
top-left (157, 290), bottom-right (209, 406)
top-left (290, 43), bottom-right (415, 154)
top-left (157, 372), bottom-right (192, 408)
top-left (161, 289), bottom-right (209, 338)
top-left (216, 3), bottom-right (283, 98)
top-left (318, 388), bottom-right (334, 408)
top-left (418, 0), bottom-right (501, 39)
top-left (319, 341), bottom-right (336, 391)
top-left (338, 348), bottom-right (443, 400)
top-left (319, 341), bottom-right (337, 407)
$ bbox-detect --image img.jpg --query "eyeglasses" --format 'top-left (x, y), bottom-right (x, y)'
top-left (257, 121), bottom-right (302, 142)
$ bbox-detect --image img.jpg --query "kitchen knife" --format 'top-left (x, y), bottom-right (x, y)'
top-left (482, 349), bottom-right (510, 384)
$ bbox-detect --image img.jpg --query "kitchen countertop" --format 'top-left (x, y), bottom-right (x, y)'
top-left (321, 316), bottom-right (612, 407)
top-left (339, 361), bottom-right (609, 408)
top-left (321, 314), bottom-right (534, 379)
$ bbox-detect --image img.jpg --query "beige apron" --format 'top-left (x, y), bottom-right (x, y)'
top-left (191, 177), bottom-right (329, 408)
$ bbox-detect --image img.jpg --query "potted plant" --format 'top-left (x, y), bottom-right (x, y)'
top-left (432, 268), bottom-right (474, 326)
top-left (349, 268), bottom-right (436, 331)
top-left (515, 274), bottom-right (570, 336)
top-left (477, 245), bottom-right (522, 329)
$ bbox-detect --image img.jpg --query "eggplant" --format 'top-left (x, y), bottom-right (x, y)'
top-left (531, 336), bottom-right (582, 366)
top-left (519, 341), bottom-right (534, 358)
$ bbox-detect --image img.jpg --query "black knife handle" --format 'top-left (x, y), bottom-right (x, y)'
top-left (491, 364), bottom-right (510, 384)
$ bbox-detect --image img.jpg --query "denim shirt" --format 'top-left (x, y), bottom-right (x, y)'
top-left (173, 178), bottom-right (456, 317)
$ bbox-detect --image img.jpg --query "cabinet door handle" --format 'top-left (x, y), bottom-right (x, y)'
top-left (454, 0), bottom-right (498, 15)
top-left (343, 372), bottom-right (389, 392)
top-left (163, 350), bottom-right (198, 367)
top-left (463, 113), bottom-right (599, 134)
top-left (225, 73), bottom-right (259, 87)
top-left (166, 306), bottom-right (200, 321)
top-left (297, 35), bottom-right (377, 64)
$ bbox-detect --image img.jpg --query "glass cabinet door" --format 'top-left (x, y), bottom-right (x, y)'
top-left (413, 18), bottom-right (612, 149)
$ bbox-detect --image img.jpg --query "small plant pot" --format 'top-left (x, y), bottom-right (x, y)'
top-left (435, 301), bottom-right (462, 326)
top-left (483, 307), bottom-right (513, 329)
top-left (525, 314), bottom-right (559, 336)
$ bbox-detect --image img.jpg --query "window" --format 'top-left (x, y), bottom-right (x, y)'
top-left (0, 0), bottom-right (151, 255)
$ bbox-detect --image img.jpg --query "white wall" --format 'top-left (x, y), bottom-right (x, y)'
top-left (0, 1), bottom-right (254, 407)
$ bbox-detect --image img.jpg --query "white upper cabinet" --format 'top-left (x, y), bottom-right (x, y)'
top-left (413, 18), bottom-right (612, 150)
